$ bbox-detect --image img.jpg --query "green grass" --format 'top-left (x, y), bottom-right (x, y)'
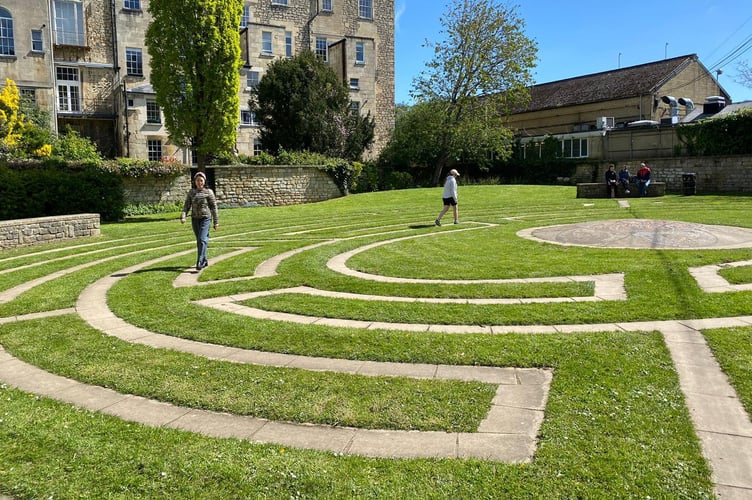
top-left (3, 184), bottom-right (750, 497)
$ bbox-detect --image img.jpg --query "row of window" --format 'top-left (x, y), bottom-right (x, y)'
top-left (145, 138), bottom-right (263, 162)
top-left (241, 1), bottom-right (373, 26)
top-left (0, 8), bottom-right (44, 55)
top-left (521, 138), bottom-right (590, 159)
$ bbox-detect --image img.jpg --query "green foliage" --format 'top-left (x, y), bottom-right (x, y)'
top-left (145, 0), bottom-right (242, 168)
top-left (101, 157), bottom-right (188, 178)
top-left (52, 126), bottom-right (102, 164)
top-left (676, 109), bottom-right (752, 156)
top-left (410, 0), bottom-right (537, 184)
top-left (123, 201), bottom-right (183, 217)
top-left (252, 50), bottom-right (375, 160)
top-left (0, 162), bottom-right (125, 221)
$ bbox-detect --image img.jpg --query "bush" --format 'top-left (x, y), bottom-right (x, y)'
top-left (52, 126), bottom-right (102, 164)
top-left (0, 162), bottom-right (125, 222)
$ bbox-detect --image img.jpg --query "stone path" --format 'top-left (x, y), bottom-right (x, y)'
top-left (1, 217), bottom-right (751, 497)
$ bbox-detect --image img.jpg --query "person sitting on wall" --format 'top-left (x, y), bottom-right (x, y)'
top-left (618, 165), bottom-right (631, 194)
top-left (605, 164), bottom-right (618, 198)
top-left (636, 162), bottom-right (651, 197)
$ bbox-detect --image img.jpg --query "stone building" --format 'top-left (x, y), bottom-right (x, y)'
top-left (0, 0), bottom-right (395, 161)
top-left (510, 54), bottom-right (732, 162)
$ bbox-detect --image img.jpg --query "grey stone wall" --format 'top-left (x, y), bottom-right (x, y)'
top-left (123, 165), bottom-right (342, 207)
top-left (597, 155), bottom-right (752, 194)
top-left (0, 214), bottom-right (100, 250)
top-left (214, 165), bottom-right (343, 207)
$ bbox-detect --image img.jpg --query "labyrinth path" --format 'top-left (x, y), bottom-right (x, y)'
top-left (1, 217), bottom-right (751, 496)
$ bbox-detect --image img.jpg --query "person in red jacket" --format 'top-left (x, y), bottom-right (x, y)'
top-left (636, 162), bottom-right (651, 197)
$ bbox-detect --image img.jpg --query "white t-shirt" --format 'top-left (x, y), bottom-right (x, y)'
top-left (442, 175), bottom-right (457, 202)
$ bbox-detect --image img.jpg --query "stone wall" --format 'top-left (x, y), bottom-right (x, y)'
top-left (0, 214), bottom-right (100, 250)
top-left (122, 165), bottom-right (343, 207)
top-left (593, 155), bottom-right (752, 194)
top-left (213, 165), bottom-right (343, 207)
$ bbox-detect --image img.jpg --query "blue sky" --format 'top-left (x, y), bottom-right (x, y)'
top-left (394, 0), bottom-right (752, 105)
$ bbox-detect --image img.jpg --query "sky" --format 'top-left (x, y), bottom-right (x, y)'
top-left (394, 0), bottom-right (752, 105)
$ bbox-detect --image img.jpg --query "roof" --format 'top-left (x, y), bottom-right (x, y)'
top-left (521, 54), bottom-right (727, 113)
top-left (682, 99), bottom-right (752, 123)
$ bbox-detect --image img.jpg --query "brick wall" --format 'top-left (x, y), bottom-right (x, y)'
top-left (0, 214), bottom-right (100, 250)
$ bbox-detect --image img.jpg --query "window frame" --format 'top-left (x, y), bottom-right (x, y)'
top-left (31, 29), bottom-right (44, 52)
top-left (56, 66), bottom-right (81, 113)
top-left (54, 0), bottom-right (85, 46)
top-left (147, 138), bottom-right (163, 162)
top-left (123, 0), bottom-right (141, 11)
top-left (146, 100), bottom-right (161, 124)
top-left (349, 78), bottom-right (359, 90)
top-left (285, 31), bottom-right (292, 58)
top-left (358, 0), bottom-right (372, 19)
top-left (125, 47), bottom-right (143, 76)
top-left (240, 5), bottom-right (251, 28)
top-left (270, 0), bottom-right (288, 6)
top-left (561, 138), bottom-right (589, 158)
top-left (322, 0), bottom-right (332, 12)
top-left (0, 7), bottom-right (15, 56)
top-left (261, 31), bottom-right (272, 55)
top-left (355, 41), bottom-right (365, 65)
top-left (245, 70), bottom-right (260, 91)
top-left (315, 37), bottom-right (328, 61)
top-left (240, 109), bottom-right (257, 126)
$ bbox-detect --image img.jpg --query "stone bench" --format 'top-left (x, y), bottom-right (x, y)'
top-left (0, 213), bottom-right (100, 250)
top-left (576, 182), bottom-right (666, 198)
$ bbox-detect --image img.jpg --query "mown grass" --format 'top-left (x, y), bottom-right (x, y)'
top-left (2, 184), bottom-right (750, 498)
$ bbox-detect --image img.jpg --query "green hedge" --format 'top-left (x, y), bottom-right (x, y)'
top-left (0, 161), bottom-right (125, 222)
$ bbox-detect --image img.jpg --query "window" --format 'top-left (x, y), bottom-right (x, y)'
top-left (261, 31), bottom-right (272, 55)
top-left (349, 78), bottom-right (359, 90)
top-left (54, 0), bottom-right (85, 46)
top-left (322, 0), bottom-right (332, 11)
top-left (271, 0), bottom-right (288, 5)
top-left (146, 100), bottom-right (160, 124)
top-left (315, 37), bottom-right (327, 61)
top-left (355, 41), bottom-right (365, 65)
top-left (285, 31), bottom-right (292, 58)
top-left (0, 8), bottom-right (14, 56)
top-left (240, 5), bottom-right (251, 28)
top-left (562, 138), bottom-right (588, 158)
top-left (126, 48), bottom-right (143, 76)
top-left (246, 70), bottom-right (259, 90)
top-left (147, 139), bottom-right (162, 161)
top-left (20, 88), bottom-right (36, 103)
top-left (358, 0), bottom-right (372, 19)
top-left (127, 97), bottom-right (135, 107)
top-left (253, 139), bottom-right (262, 156)
top-left (31, 29), bottom-right (44, 52)
top-left (350, 101), bottom-right (360, 115)
top-left (56, 66), bottom-right (80, 112)
top-left (240, 109), bottom-right (256, 126)
top-left (124, 0), bottom-right (141, 10)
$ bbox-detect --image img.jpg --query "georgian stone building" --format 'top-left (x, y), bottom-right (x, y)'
top-left (0, 0), bottom-right (395, 161)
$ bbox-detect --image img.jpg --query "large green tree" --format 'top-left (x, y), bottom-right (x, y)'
top-left (251, 50), bottom-right (375, 160)
top-left (411, 0), bottom-right (537, 185)
top-left (145, 0), bottom-right (242, 169)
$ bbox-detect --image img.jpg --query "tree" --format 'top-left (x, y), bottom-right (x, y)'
top-left (251, 50), bottom-right (375, 160)
top-left (737, 60), bottom-right (752, 89)
top-left (411, 0), bottom-right (537, 185)
top-left (145, 0), bottom-right (242, 169)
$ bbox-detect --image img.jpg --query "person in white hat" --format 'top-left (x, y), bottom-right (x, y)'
top-left (180, 171), bottom-right (219, 270)
top-left (435, 169), bottom-right (460, 226)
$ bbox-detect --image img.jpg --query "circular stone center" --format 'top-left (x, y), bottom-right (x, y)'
top-left (517, 219), bottom-right (752, 249)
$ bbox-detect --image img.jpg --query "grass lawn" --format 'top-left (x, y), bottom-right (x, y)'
top-left (2, 184), bottom-right (751, 498)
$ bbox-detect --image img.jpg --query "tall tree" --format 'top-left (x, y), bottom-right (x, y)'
top-left (251, 50), bottom-right (375, 160)
top-left (145, 0), bottom-right (242, 169)
top-left (411, 0), bottom-right (537, 185)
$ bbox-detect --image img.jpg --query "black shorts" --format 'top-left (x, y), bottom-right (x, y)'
top-left (442, 197), bottom-right (457, 206)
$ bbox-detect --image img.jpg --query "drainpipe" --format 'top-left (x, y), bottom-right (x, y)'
top-left (47, 0), bottom-right (58, 134)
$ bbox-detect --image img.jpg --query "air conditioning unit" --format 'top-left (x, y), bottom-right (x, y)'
top-left (596, 117), bottom-right (615, 129)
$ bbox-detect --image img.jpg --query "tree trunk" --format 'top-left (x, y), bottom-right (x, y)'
top-left (432, 150), bottom-right (451, 186)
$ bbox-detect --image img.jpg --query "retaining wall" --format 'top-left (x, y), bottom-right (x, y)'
top-left (0, 213), bottom-right (100, 250)
top-left (123, 165), bottom-right (342, 207)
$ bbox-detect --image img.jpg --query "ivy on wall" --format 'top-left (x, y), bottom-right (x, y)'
top-left (677, 109), bottom-right (752, 156)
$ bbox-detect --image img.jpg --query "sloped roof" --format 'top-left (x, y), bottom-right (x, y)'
top-left (522, 54), bottom-right (722, 113)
